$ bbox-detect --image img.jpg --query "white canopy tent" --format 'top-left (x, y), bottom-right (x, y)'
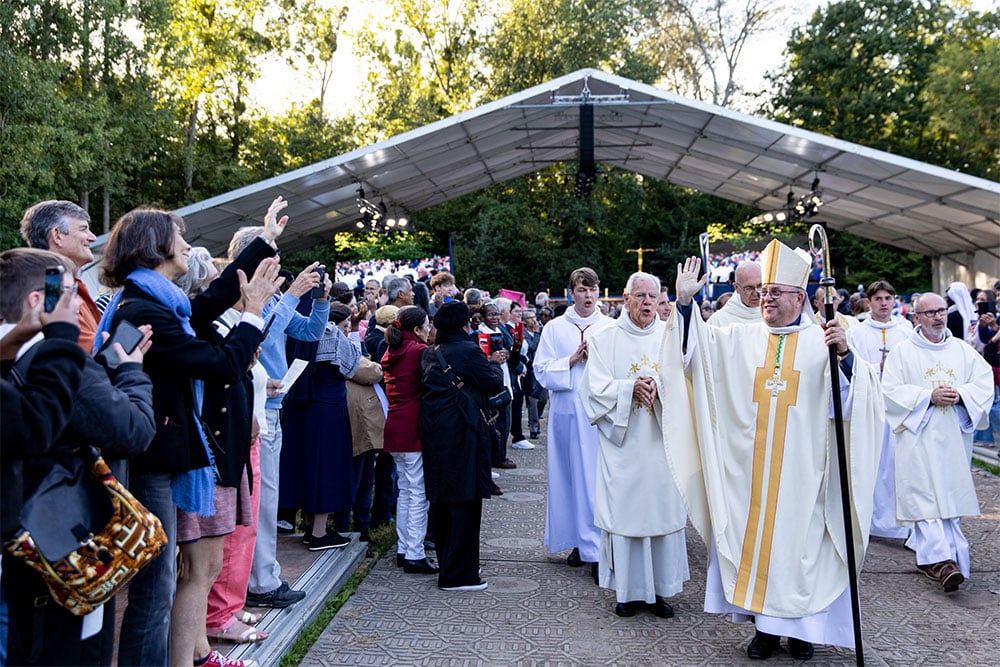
top-left (93, 69), bottom-right (1000, 288)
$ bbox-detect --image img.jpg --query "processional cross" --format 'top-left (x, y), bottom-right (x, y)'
top-left (626, 247), bottom-right (655, 273)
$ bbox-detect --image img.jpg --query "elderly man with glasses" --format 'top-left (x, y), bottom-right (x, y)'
top-left (579, 272), bottom-right (690, 619)
top-left (708, 260), bottom-right (763, 327)
top-left (660, 239), bottom-right (883, 661)
top-left (881, 292), bottom-right (993, 593)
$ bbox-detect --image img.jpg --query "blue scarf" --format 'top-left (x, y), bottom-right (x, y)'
top-left (94, 268), bottom-right (216, 516)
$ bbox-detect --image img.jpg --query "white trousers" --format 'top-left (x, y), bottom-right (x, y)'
top-left (906, 517), bottom-right (971, 578)
top-left (392, 451), bottom-right (428, 560)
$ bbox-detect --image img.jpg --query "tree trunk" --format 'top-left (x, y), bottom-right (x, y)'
top-left (184, 99), bottom-right (199, 194)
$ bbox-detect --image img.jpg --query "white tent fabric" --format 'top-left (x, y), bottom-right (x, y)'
top-left (94, 69), bottom-right (999, 262)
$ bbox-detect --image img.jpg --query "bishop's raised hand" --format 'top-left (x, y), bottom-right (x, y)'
top-left (675, 256), bottom-right (708, 306)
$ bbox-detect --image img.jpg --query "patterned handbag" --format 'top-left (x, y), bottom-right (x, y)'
top-left (4, 446), bottom-right (167, 616)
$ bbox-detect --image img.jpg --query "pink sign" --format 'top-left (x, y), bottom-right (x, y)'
top-left (498, 288), bottom-right (525, 307)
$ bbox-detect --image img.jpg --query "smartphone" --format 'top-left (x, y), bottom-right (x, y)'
top-left (978, 301), bottom-right (996, 316)
top-left (44, 266), bottom-right (64, 313)
top-left (97, 320), bottom-right (144, 369)
top-left (311, 267), bottom-right (326, 299)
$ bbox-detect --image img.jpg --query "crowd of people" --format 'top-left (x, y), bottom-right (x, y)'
top-left (1, 197), bottom-right (998, 666)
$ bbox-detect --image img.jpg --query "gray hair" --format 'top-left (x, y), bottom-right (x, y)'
top-left (228, 225), bottom-right (263, 261)
top-left (624, 271), bottom-right (661, 295)
top-left (493, 297), bottom-right (512, 314)
top-left (19, 200), bottom-right (90, 250)
top-left (464, 288), bottom-right (483, 306)
top-left (386, 276), bottom-right (410, 303)
top-left (175, 247), bottom-right (216, 298)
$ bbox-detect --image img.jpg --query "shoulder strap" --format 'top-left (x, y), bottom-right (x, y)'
top-left (433, 345), bottom-right (464, 391)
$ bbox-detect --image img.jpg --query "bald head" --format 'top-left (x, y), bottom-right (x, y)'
top-left (734, 261), bottom-right (762, 308)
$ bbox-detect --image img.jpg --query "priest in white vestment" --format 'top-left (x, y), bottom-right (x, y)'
top-left (660, 241), bottom-right (883, 661)
top-left (881, 292), bottom-right (993, 592)
top-left (579, 272), bottom-right (689, 619)
top-left (534, 268), bottom-right (614, 574)
top-left (708, 260), bottom-right (762, 328)
top-left (847, 280), bottom-right (914, 540)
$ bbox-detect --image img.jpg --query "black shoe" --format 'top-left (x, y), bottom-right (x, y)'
top-left (307, 531), bottom-right (350, 551)
top-left (787, 637), bottom-right (814, 661)
top-left (490, 482), bottom-right (504, 496)
top-left (566, 548), bottom-right (583, 567)
top-left (529, 431), bottom-right (540, 439)
top-left (646, 599), bottom-right (674, 618)
top-left (358, 528), bottom-right (370, 543)
top-left (497, 458), bottom-right (517, 469)
top-left (591, 562), bottom-right (599, 586)
top-left (615, 601), bottom-right (639, 617)
top-left (424, 540), bottom-right (436, 552)
top-left (747, 630), bottom-right (781, 660)
top-left (402, 557), bottom-right (440, 574)
top-left (396, 553), bottom-right (405, 567)
top-left (245, 582), bottom-right (305, 608)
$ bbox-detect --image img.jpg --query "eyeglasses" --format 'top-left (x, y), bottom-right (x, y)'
top-left (629, 292), bottom-right (657, 301)
top-left (916, 308), bottom-right (948, 317)
top-left (739, 285), bottom-right (763, 294)
top-left (756, 288), bottom-right (801, 300)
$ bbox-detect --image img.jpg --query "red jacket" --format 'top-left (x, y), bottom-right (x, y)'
top-left (381, 331), bottom-right (427, 453)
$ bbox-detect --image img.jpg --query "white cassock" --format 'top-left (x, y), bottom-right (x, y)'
top-left (882, 328), bottom-right (993, 578)
top-left (534, 308), bottom-right (614, 562)
top-left (579, 314), bottom-right (690, 603)
top-left (847, 316), bottom-right (913, 539)
top-left (660, 307), bottom-right (883, 648)
top-left (707, 293), bottom-right (761, 328)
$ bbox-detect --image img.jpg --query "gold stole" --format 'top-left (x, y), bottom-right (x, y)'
top-left (733, 332), bottom-right (801, 612)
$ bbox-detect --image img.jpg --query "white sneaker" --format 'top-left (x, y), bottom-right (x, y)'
top-left (511, 439), bottom-right (535, 450)
top-left (491, 471), bottom-right (500, 480)
top-left (440, 580), bottom-right (488, 592)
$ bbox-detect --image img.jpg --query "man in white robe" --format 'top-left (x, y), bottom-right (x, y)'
top-left (847, 280), bottom-right (913, 539)
top-left (661, 241), bottom-right (883, 661)
top-left (882, 292), bottom-right (993, 592)
top-left (534, 267), bottom-right (613, 577)
top-left (579, 272), bottom-right (689, 618)
top-left (813, 286), bottom-right (859, 331)
top-left (708, 260), bottom-right (762, 328)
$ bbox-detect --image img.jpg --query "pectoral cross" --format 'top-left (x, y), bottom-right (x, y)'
top-left (878, 329), bottom-right (890, 374)
top-left (764, 368), bottom-right (788, 399)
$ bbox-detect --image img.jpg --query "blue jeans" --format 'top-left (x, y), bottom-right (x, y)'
top-left (973, 385), bottom-right (1000, 444)
top-left (117, 472), bottom-right (176, 667)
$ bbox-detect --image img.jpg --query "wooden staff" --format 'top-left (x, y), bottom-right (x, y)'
top-left (809, 223), bottom-right (865, 666)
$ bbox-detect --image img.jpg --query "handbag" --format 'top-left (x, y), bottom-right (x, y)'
top-left (487, 386), bottom-right (512, 410)
top-left (4, 446), bottom-right (168, 616)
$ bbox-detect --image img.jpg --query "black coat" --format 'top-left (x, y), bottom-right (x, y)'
top-left (112, 238), bottom-right (274, 475)
top-left (420, 329), bottom-right (504, 503)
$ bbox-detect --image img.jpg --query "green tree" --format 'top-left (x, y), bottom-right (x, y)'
top-left (483, 0), bottom-right (661, 97)
top-left (767, 0), bottom-right (948, 155)
top-left (922, 10), bottom-right (1000, 179)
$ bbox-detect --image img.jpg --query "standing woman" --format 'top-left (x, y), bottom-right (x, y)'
top-left (420, 302), bottom-right (504, 590)
top-left (381, 305), bottom-right (437, 574)
top-left (100, 205), bottom-right (284, 667)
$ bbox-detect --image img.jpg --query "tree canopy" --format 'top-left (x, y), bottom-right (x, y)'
top-left (3, 0), bottom-right (993, 294)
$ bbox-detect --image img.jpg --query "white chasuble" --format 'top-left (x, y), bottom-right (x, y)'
top-left (534, 308), bottom-right (614, 560)
top-left (882, 329), bottom-right (993, 523)
top-left (848, 316), bottom-right (913, 538)
top-left (659, 309), bottom-right (883, 619)
top-left (579, 315), bottom-right (687, 538)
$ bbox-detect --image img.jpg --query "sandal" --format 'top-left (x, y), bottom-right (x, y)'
top-left (206, 619), bottom-right (268, 644)
top-left (235, 609), bottom-right (264, 627)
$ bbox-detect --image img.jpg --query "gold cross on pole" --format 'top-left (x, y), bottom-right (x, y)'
top-left (626, 247), bottom-right (655, 272)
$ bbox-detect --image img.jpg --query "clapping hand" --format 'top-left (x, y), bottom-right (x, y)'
top-left (261, 196), bottom-right (289, 243)
top-left (239, 257), bottom-right (283, 316)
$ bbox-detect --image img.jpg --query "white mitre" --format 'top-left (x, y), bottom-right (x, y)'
top-left (759, 239), bottom-right (811, 288)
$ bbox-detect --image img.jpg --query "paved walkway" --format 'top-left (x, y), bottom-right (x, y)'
top-left (304, 431), bottom-right (1000, 666)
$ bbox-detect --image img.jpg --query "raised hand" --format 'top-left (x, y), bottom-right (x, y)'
top-left (261, 196), bottom-right (289, 243)
top-left (288, 262), bottom-right (321, 298)
top-left (675, 256), bottom-right (707, 306)
top-left (240, 257), bottom-right (283, 316)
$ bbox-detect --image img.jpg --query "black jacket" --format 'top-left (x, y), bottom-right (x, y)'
top-left (0, 322), bottom-right (88, 538)
top-left (112, 238), bottom-right (274, 475)
top-left (420, 329), bottom-right (504, 503)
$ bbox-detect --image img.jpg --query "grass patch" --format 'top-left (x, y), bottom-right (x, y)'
top-left (973, 457), bottom-right (1000, 476)
top-left (279, 522), bottom-right (397, 667)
